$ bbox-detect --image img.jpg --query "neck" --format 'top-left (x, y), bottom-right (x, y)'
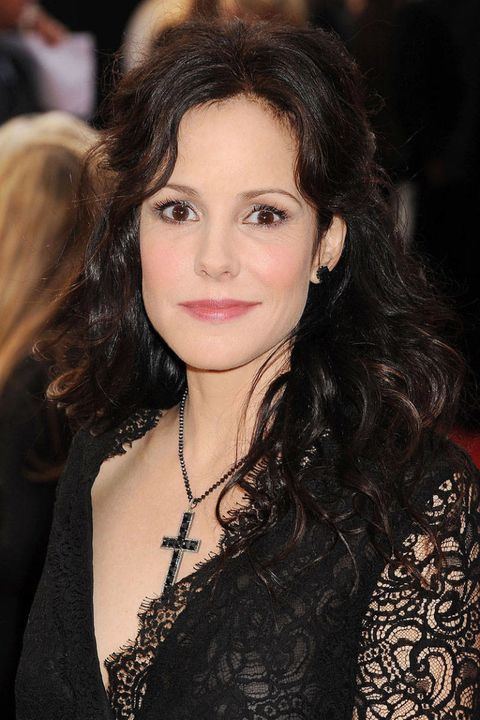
top-left (183, 350), bottom-right (288, 467)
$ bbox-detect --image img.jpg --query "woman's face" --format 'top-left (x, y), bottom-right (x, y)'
top-left (140, 95), bottom-right (343, 373)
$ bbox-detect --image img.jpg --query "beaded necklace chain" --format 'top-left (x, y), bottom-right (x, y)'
top-left (160, 389), bottom-right (244, 593)
top-left (178, 389), bottom-right (243, 507)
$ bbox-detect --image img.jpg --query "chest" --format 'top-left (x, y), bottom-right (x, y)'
top-left (17, 437), bottom-right (377, 720)
top-left (91, 457), bottom-right (233, 689)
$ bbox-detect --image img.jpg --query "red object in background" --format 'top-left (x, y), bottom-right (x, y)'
top-left (450, 429), bottom-right (480, 468)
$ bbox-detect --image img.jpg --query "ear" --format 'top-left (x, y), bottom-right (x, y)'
top-left (310, 215), bottom-right (347, 283)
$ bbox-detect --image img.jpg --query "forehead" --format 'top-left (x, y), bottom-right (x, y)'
top-left (178, 94), bottom-right (295, 142)
top-left (171, 95), bottom-right (299, 188)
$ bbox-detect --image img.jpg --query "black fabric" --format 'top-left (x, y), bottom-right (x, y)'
top-left (0, 358), bottom-right (69, 718)
top-left (16, 410), bottom-right (480, 719)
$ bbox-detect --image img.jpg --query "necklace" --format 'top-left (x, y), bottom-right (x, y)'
top-left (160, 389), bottom-right (243, 594)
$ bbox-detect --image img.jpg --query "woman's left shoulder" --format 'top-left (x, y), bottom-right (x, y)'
top-left (353, 440), bottom-right (480, 718)
top-left (410, 437), bottom-right (479, 532)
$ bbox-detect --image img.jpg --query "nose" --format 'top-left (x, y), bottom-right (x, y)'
top-left (194, 220), bottom-right (240, 280)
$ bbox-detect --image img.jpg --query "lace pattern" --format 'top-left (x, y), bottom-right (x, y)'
top-left (103, 408), bottom-right (269, 719)
top-left (15, 399), bottom-right (480, 720)
top-left (99, 413), bottom-right (480, 719)
top-left (353, 470), bottom-right (480, 719)
top-left (106, 579), bottom-right (195, 719)
top-left (104, 409), bottom-right (162, 460)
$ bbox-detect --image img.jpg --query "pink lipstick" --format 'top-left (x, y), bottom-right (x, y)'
top-left (179, 299), bottom-right (260, 322)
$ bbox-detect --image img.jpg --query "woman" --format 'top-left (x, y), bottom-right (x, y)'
top-left (0, 111), bottom-right (96, 716)
top-left (0, 111), bottom-right (97, 390)
top-left (16, 19), bottom-right (479, 719)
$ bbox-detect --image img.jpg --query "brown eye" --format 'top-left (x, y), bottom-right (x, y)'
top-left (154, 200), bottom-right (197, 223)
top-left (257, 209), bottom-right (276, 225)
top-left (247, 204), bottom-right (288, 227)
top-left (171, 203), bottom-right (190, 222)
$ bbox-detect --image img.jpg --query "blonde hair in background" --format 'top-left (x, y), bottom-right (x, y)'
top-left (0, 111), bottom-right (97, 392)
top-left (123, 0), bottom-right (309, 71)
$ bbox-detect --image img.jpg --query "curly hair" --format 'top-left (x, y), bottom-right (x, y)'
top-left (51, 18), bottom-right (467, 585)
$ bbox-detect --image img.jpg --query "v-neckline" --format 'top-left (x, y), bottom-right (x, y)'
top-left (83, 410), bottom-right (237, 705)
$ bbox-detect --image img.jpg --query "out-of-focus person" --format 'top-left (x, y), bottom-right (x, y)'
top-left (123, 0), bottom-right (308, 71)
top-left (0, 0), bottom-right (43, 121)
top-left (0, 111), bottom-right (97, 719)
top-left (1, 1), bottom-right (96, 121)
top-left (17, 0), bottom-right (67, 44)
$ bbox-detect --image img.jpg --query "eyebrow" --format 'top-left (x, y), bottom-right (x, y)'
top-left (162, 183), bottom-right (201, 197)
top-left (162, 183), bottom-right (302, 206)
top-left (241, 188), bottom-right (302, 206)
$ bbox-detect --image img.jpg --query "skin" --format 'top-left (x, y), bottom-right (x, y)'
top-left (92, 95), bottom-right (345, 688)
top-left (140, 95), bottom-right (345, 448)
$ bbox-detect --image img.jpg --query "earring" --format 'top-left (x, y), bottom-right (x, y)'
top-left (316, 265), bottom-right (330, 283)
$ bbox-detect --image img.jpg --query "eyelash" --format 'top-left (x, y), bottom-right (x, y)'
top-left (153, 198), bottom-right (193, 224)
top-left (250, 204), bottom-right (288, 227)
top-left (152, 198), bottom-right (289, 227)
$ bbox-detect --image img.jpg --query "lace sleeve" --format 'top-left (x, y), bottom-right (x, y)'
top-left (353, 466), bottom-right (480, 719)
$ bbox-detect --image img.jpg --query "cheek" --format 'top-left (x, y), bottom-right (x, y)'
top-left (140, 235), bottom-right (185, 299)
top-left (255, 241), bottom-right (313, 299)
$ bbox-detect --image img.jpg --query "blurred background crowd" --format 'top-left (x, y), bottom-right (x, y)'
top-left (1, 0), bottom-right (479, 715)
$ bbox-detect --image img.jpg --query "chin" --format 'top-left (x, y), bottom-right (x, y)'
top-left (167, 338), bottom-right (268, 374)
top-left (181, 352), bottom-right (261, 374)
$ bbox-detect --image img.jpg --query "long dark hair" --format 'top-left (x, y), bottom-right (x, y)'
top-left (51, 18), bottom-right (467, 585)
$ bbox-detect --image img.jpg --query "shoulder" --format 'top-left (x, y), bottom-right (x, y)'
top-left (354, 443), bottom-right (480, 718)
top-left (430, 448), bottom-right (479, 526)
top-left (367, 437), bottom-right (480, 606)
top-left (409, 448), bottom-right (478, 581)
top-left (63, 407), bottom-right (163, 473)
top-left (396, 438), bottom-right (478, 535)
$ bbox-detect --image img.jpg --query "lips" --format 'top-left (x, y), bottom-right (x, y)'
top-left (179, 299), bottom-right (260, 322)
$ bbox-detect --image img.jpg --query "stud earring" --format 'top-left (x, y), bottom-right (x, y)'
top-left (316, 265), bottom-right (330, 283)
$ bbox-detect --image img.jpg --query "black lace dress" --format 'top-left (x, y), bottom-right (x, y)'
top-left (16, 410), bottom-right (480, 719)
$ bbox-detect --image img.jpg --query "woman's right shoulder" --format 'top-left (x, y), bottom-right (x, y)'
top-left (63, 406), bottom-right (163, 476)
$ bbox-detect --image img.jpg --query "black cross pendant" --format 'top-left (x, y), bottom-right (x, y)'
top-left (161, 511), bottom-right (200, 593)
